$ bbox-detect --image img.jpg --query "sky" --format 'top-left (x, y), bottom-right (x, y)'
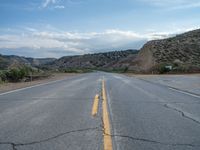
top-left (0, 0), bottom-right (200, 58)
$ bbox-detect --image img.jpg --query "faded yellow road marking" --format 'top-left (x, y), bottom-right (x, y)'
top-left (102, 80), bottom-right (113, 150)
top-left (92, 94), bottom-right (99, 116)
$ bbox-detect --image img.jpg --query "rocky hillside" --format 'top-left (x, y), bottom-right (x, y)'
top-left (0, 50), bottom-right (138, 72)
top-left (44, 50), bottom-right (138, 71)
top-left (130, 29), bottom-right (200, 72)
top-left (0, 54), bottom-right (56, 69)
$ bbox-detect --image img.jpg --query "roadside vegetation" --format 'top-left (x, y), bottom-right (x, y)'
top-left (58, 67), bottom-right (129, 73)
top-left (1, 64), bottom-right (198, 85)
top-left (97, 67), bottom-right (129, 73)
top-left (0, 66), bottom-right (51, 83)
top-left (62, 68), bottom-right (93, 73)
top-left (151, 62), bottom-right (200, 74)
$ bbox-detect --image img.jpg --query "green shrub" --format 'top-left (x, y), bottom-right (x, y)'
top-left (123, 67), bottom-right (128, 73)
top-left (0, 71), bottom-right (7, 82)
top-left (2, 66), bottom-right (33, 82)
top-left (159, 65), bottom-right (171, 74)
top-left (6, 68), bottom-right (21, 82)
top-left (62, 68), bottom-right (93, 73)
top-left (153, 64), bottom-right (171, 74)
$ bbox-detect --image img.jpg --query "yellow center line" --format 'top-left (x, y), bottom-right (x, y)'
top-left (92, 94), bottom-right (99, 116)
top-left (102, 80), bottom-right (113, 150)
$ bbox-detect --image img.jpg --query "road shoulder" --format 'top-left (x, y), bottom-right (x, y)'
top-left (125, 73), bottom-right (200, 96)
top-left (0, 73), bottom-right (78, 94)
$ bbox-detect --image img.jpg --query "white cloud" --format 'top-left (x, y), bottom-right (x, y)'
top-left (0, 27), bottom-right (198, 57)
top-left (24, 27), bottom-right (38, 32)
top-left (40, 0), bottom-right (85, 9)
top-left (171, 2), bottom-right (200, 10)
top-left (140, 0), bottom-right (200, 9)
top-left (54, 5), bottom-right (65, 9)
top-left (42, 0), bottom-right (56, 8)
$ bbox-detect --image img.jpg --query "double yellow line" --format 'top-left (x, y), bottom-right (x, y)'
top-left (102, 80), bottom-right (113, 150)
top-left (91, 80), bottom-right (113, 150)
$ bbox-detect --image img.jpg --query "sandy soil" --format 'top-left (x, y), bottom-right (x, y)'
top-left (0, 73), bottom-right (78, 94)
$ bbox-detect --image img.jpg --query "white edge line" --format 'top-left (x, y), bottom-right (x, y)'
top-left (0, 78), bottom-right (68, 96)
top-left (169, 88), bottom-right (200, 99)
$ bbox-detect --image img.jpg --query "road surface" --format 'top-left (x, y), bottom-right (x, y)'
top-left (0, 72), bottom-right (200, 150)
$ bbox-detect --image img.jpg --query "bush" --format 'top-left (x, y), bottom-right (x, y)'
top-left (1, 66), bottom-right (33, 82)
top-left (62, 68), bottom-right (93, 73)
top-left (159, 66), bottom-right (171, 74)
top-left (123, 67), bottom-right (128, 73)
top-left (153, 64), bottom-right (171, 74)
top-left (6, 68), bottom-right (22, 82)
top-left (0, 71), bottom-right (7, 82)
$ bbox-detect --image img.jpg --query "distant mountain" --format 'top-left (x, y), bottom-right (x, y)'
top-left (44, 50), bottom-right (139, 71)
top-left (127, 29), bottom-right (200, 73)
top-left (0, 54), bottom-right (56, 69)
top-left (0, 50), bottom-right (139, 71)
top-left (1, 29), bottom-right (200, 73)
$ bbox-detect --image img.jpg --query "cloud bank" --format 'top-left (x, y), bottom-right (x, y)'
top-left (0, 27), bottom-right (197, 58)
top-left (140, 0), bottom-right (200, 9)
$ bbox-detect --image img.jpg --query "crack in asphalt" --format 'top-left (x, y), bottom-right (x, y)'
top-left (101, 83), bottom-right (200, 149)
top-left (100, 96), bottom-right (200, 148)
top-left (102, 118), bottom-right (200, 148)
top-left (164, 104), bottom-right (200, 125)
top-left (0, 127), bottom-right (100, 150)
top-left (1, 110), bottom-right (199, 150)
top-left (104, 133), bottom-right (200, 147)
top-left (101, 112), bottom-right (200, 148)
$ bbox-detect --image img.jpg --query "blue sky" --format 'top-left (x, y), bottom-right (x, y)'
top-left (0, 0), bottom-right (200, 58)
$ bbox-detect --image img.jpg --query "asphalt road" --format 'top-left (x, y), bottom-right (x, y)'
top-left (0, 72), bottom-right (200, 150)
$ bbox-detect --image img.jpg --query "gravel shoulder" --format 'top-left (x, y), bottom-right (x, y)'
top-left (0, 73), bottom-right (78, 94)
top-left (126, 74), bottom-right (200, 95)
